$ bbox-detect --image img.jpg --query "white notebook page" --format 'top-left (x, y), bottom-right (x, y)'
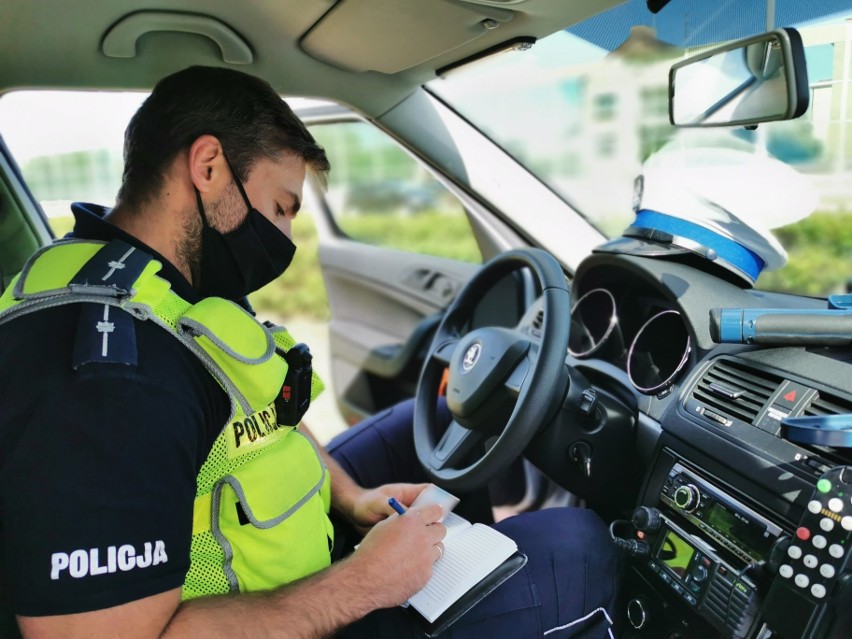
top-left (407, 523), bottom-right (517, 622)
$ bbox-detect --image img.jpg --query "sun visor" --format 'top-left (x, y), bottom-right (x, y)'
top-left (300, 0), bottom-right (513, 73)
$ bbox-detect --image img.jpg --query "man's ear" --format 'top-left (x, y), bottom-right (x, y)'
top-left (188, 135), bottom-right (227, 194)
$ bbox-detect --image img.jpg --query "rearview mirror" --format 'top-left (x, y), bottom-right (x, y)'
top-left (669, 28), bottom-right (809, 128)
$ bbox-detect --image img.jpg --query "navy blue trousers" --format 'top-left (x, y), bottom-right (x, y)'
top-left (326, 399), bottom-right (621, 638)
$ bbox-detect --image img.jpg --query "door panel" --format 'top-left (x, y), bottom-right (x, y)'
top-left (319, 239), bottom-right (478, 424)
top-left (303, 115), bottom-right (484, 424)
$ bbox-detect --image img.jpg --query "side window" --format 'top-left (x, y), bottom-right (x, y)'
top-left (0, 91), bottom-right (148, 237)
top-left (309, 121), bottom-right (481, 263)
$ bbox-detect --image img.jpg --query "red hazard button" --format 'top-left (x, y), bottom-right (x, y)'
top-left (796, 526), bottom-right (811, 541)
top-left (777, 382), bottom-right (811, 409)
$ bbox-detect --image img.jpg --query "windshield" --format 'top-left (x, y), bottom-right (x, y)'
top-left (428, 0), bottom-right (852, 297)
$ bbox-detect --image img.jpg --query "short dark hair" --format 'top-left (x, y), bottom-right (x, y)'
top-left (117, 66), bottom-right (330, 208)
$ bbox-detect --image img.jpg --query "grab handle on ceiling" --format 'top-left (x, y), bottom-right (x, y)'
top-left (102, 11), bottom-right (253, 64)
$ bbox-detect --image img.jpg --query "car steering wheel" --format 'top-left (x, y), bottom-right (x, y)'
top-left (413, 248), bottom-right (571, 493)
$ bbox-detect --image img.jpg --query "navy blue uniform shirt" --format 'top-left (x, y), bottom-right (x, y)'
top-left (0, 203), bottom-right (229, 618)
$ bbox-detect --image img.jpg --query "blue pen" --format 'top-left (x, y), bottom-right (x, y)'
top-left (388, 497), bottom-right (406, 515)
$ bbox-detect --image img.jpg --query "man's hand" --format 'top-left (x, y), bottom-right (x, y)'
top-left (347, 483), bottom-right (429, 532)
top-left (345, 503), bottom-right (447, 609)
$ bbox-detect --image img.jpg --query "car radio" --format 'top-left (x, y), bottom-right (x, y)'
top-left (641, 514), bottom-right (760, 636)
top-left (633, 463), bottom-right (787, 637)
top-left (660, 463), bottom-right (784, 565)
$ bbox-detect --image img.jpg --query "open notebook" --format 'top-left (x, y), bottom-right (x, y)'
top-left (403, 486), bottom-right (526, 632)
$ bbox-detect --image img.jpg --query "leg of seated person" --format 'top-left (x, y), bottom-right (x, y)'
top-left (340, 507), bottom-right (620, 638)
top-left (444, 508), bottom-right (621, 638)
top-left (325, 398), bottom-right (493, 526)
top-left (325, 398), bottom-right (429, 489)
top-left (327, 402), bottom-right (621, 638)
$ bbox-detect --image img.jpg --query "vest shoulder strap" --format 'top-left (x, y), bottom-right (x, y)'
top-left (0, 238), bottom-right (172, 324)
top-left (1, 239), bottom-right (324, 415)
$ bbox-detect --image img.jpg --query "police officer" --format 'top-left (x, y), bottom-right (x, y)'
top-left (0, 66), bottom-right (619, 638)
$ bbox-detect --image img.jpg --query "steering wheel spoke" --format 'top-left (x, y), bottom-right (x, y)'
top-left (430, 420), bottom-right (485, 470)
top-left (431, 338), bottom-right (459, 367)
top-left (504, 350), bottom-right (534, 398)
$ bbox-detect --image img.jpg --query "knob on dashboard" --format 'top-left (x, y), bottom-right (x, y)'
top-left (632, 506), bottom-right (663, 533)
top-left (691, 564), bottom-right (708, 583)
top-left (627, 597), bottom-right (650, 630)
top-left (674, 484), bottom-right (700, 512)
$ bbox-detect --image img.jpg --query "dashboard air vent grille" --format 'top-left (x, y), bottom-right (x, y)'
top-left (803, 393), bottom-right (852, 417)
top-left (693, 360), bottom-right (781, 424)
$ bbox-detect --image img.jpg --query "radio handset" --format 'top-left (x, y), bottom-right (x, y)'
top-left (609, 509), bottom-right (658, 557)
top-left (609, 506), bottom-right (665, 557)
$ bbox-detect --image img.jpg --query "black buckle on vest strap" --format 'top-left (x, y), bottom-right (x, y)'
top-left (275, 343), bottom-right (313, 426)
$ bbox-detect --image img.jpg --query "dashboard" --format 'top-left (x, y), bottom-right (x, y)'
top-left (522, 251), bottom-right (852, 639)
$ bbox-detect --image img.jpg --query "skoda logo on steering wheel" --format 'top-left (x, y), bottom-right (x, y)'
top-left (462, 343), bottom-right (482, 372)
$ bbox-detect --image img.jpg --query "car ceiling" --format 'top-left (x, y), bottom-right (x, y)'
top-left (0, 0), bottom-right (623, 117)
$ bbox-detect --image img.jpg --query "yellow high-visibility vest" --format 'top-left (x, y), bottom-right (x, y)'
top-left (0, 239), bottom-right (332, 600)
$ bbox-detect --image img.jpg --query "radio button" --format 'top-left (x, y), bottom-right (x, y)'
top-left (788, 545), bottom-right (803, 560)
top-left (820, 564), bottom-right (836, 579)
top-left (808, 500), bottom-right (823, 514)
top-left (796, 527), bottom-right (811, 541)
top-left (811, 584), bottom-right (827, 599)
top-left (813, 535), bottom-right (827, 549)
top-left (803, 554), bottom-right (818, 569)
top-left (817, 479), bottom-right (832, 494)
top-left (691, 565), bottom-right (708, 583)
top-left (820, 518), bottom-right (836, 532)
top-left (795, 574), bottom-right (810, 588)
top-left (779, 565), bottom-right (794, 578)
top-left (842, 516), bottom-right (852, 531)
top-left (829, 544), bottom-right (845, 559)
top-left (829, 498), bottom-right (843, 513)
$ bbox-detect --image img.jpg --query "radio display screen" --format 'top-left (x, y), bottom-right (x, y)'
top-left (706, 502), bottom-right (767, 561)
top-left (658, 529), bottom-right (694, 578)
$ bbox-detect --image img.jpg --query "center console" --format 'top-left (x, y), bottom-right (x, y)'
top-left (620, 448), bottom-right (852, 639)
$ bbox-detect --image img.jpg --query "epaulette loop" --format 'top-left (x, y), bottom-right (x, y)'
top-left (69, 240), bottom-right (154, 300)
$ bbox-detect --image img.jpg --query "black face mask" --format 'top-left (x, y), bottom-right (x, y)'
top-left (194, 159), bottom-right (296, 300)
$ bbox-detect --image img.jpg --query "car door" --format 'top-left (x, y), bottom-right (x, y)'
top-left (300, 109), bottom-right (483, 425)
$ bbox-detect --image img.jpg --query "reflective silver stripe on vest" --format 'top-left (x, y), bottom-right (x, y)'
top-left (178, 316), bottom-right (277, 365)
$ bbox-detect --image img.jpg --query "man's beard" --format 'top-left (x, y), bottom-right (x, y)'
top-left (179, 183), bottom-right (244, 288)
top-left (177, 208), bottom-right (203, 287)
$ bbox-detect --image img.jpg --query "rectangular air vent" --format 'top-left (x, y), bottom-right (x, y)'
top-left (692, 360), bottom-right (782, 425)
top-left (803, 393), bottom-right (852, 417)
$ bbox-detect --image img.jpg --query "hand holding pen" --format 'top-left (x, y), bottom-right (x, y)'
top-left (388, 496), bottom-right (444, 560)
top-left (388, 497), bottom-right (407, 515)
